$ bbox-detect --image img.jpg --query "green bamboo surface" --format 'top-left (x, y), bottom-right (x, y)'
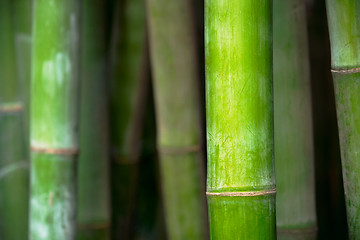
top-left (77, 0), bottom-right (110, 239)
top-left (274, 0), bottom-right (317, 239)
top-left (325, 0), bottom-right (360, 239)
top-left (30, 0), bottom-right (80, 239)
top-left (0, 1), bottom-right (29, 239)
top-left (147, 0), bottom-right (207, 239)
top-left (109, 0), bottom-right (148, 238)
top-left (205, 0), bottom-right (275, 239)
top-left (13, 0), bottom-right (32, 145)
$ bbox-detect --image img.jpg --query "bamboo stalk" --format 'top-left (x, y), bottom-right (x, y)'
top-left (13, 0), bottom-right (32, 145)
top-left (109, 0), bottom-right (148, 238)
top-left (273, 0), bottom-right (317, 239)
top-left (77, 0), bottom-right (110, 239)
top-left (205, 0), bottom-right (275, 239)
top-left (325, 0), bottom-right (360, 238)
top-left (0, 1), bottom-right (29, 239)
top-left (146, 0), bottom-right (207, 239)
top-left (30, 1), bottom-right (80, 239)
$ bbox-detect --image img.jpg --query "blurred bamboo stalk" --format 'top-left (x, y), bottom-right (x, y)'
top-left (146, 0), bottom-right (207, 239)
top-left (109, 0), bottom-right (149, 238)
top-left (274, 0), bottom-right (317, 239)
top-left (325, 0), bottom-right (360, 238)
top-left (0, 0), bottom-right (29, 239)
top-left (77, 0), bottom-right (111, 239)
top-left (205, 0), bottom-right (275, 239)
top-left (29, 0), bottom-right (80, 239)
top-left (13, 0), bottom-right (32, 145)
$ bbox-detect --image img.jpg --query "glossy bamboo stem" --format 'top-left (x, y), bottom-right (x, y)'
top-left (109, 0), bottom-right (148, 238)
top-left (325, 1), bottom-right (360, 238)
top-left (30, 1), bottom-right (80, 239)
top-left (146, 0), bottom-right (207, 239)
top-left (205, 0), bottom-right (275, 239)
top-left (0, 1), bottom-right (29, 239)
top-left (77, 0), bottom-right (110, 239)
top-left (274, 0), bottom-right (317, 239)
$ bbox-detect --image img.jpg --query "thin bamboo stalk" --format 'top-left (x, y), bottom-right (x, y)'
top-left (109, 0), bottom-right (148, 238)
top-left (205, 0), bottom-right (275, 239)
top-left (274, 0), bottom-right (317, 239)
top-left (30, 0), bottom-right (81, 239)
top-left (0, 1), bottom-right (29, 239)
top-left (13, 0), bottom-right (32, 145)
top-left (77, 0), bottom-right (110, 239)
top-left (325, 0), bottom-right (360, 238)
top-left (146, 0), bottom-right (207, 239)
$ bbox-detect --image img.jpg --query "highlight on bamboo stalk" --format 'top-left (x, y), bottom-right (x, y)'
top-left (0, 1), bottom-right (29, 239)
top-left (29, 0), bottom-right (81, 239)
top-left (146, 0), bottom-right (208, 239)
top-left (205, 0), bottom-right (275, 239)
top-left (77, 0), bottom-right (111, 239)
top-left (109, 0), bottom-right (149, 238)
top-left (325, 0), bottom-right (360, 238)
top-left (274, 0), bottom-right (318, 239)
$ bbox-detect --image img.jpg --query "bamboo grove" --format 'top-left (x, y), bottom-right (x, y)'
top-left (0, 0), bottom-right (358, 239)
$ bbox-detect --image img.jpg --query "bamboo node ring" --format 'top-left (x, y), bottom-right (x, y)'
top-left (0, 102), bottom-right (23, 113)
top-left (31, 146), bottom-right (78, 155)
top-left (331, 67), bottom-right (360, 74)
top-left (277, 226), bottom-right (318, 235)
top-left (159, 145), bottom-right (201, 155)
top-left (206, 188), bottom-right (276, 197)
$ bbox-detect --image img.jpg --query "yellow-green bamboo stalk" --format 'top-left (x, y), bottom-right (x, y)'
top-left (274, 0), bottom-right (317, 239)
top-left (205, 0), bottom-right (275, 239)
top-left (0, 1), bottom-right (29, 239)
top-left (30, 0), bottom-right (80, 239)
top-left (325, 0), bottom-right (360, 238)
top-left (77, 0), bottom-right (110, 239)
top-left (146, 0), bottom-right (207, 239)
top-left (109, 0), bottom-right (148, 238)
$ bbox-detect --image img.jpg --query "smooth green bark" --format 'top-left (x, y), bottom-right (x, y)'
top-left (326, 1), bottom-right (360, 239)
top-left (0, 1), bottom-right (29, 239)
top-left (109, 0), bottom-right (148, 238)
top-left (77, 0), bottom-right (110, 239)
top-left (274, 0), bottom-right (317, 239)
top-left (147, 0), bottom-right (207, 239)
top-left (30, 1), bottom-right (80, 239)
top-left (205, 0), bottom-right (275, 239)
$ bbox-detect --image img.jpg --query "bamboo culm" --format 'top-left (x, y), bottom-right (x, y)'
top-left (205, 0), bottom-right (275, 239)
top-left (146, 0), bottom-right (207, 239)
top-left (30, 0), bottom-right (81, 239)
top-left (109, 0), bottom-right (148, 238)
top-left (0, 1), bottom-right (29, 239)
top-left (77, 0), bottom-right (110, 239)
top-left (274, 0), bottom-right (317, 239)
top-left (325, 0), bottom-right (360, 238)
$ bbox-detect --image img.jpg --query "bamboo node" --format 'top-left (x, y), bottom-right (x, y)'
top-left (206, 188), bottom-right (276, 197)
top-left (0, 102), bottom-right (23, 113)
top-left (331, 67), bottom-right (360, 74)
top-left (159, 145), bottom-right (201, 155)
top-left (31, 146), bottom-right (78, 155)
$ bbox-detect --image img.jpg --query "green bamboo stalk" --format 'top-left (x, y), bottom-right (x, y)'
top-left (13, 0), bottom-right (32, 145)
top-left (274, 0), bottom-right (317, 239)
top-left (77, 0), bottom-right (110, 239)
top-left (109, 0), bottom-right (148, 238)
top-left (325, 1), bottom-right (360, 238)
top-left (146, 0), bottom-right (207, 239)
top-left (0, 1), bottom-right (29, 239)
top-left (205, 0), bottom-right (275, 239)
top-left (30, 1), bottom-right (80, 239)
